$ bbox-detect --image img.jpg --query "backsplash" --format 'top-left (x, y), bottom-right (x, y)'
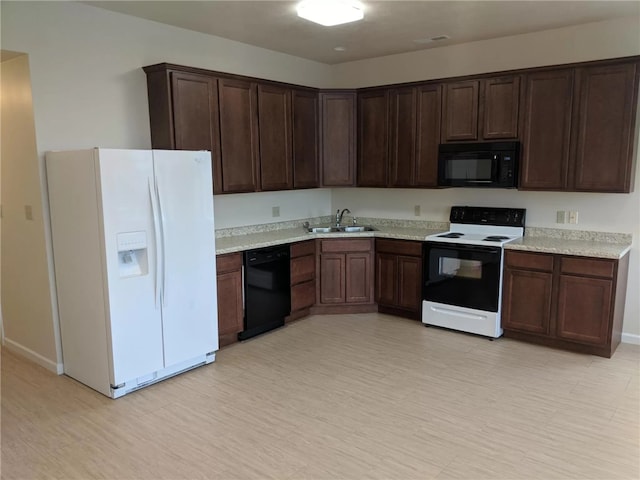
top-left (525, 227), bottom-right (632, 244)
top-left (216, 215), bottom-right (630, 244)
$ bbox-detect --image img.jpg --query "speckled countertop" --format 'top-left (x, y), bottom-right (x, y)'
top-left (505, 227), bottom-right (632, 259)
top-left (215, 218), bottom-right (633, 259)
top-left (215, 217), bottom-right (447, 255)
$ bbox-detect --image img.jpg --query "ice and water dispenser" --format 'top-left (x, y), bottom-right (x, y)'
top-left (116, 231), bottom-right (149, 277)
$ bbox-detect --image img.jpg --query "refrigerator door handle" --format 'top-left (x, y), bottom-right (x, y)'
top-left (149, 178), bottom-right (162, 309)
top-left (156, 175), bottom-right (167, 308)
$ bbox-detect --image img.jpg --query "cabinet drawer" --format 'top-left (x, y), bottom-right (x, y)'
top-left (560, 257), bottom-right (615, 279)
top-left (291, 280), bottom-right (316, 311)
top-left (291, 240), bottom-right (316, 258)
top-left (217, 252), bottom-right (242, 274)
top-left (376, 239), bottom-right (422, 256)
top-left (505, 251), bottom-right (553, 272)
top-left (291, 255), bottom-right (315, 285)
top-left (321, 239), bottom-right (372, 253)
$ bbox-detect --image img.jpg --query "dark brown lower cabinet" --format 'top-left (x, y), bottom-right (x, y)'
top-left (502, 250), bottom-right (629, 358)
top-left (288, 240), bottom-right (316, 321)
top-left (375, 239), bottom-right (423, 320)
top-left (216, 252), bottom-right (244, 347)
top-left (315, 239), bottom-right (375, 313)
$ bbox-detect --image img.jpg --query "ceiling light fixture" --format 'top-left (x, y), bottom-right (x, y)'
top-left (297, 0), bottom-right (364, 27)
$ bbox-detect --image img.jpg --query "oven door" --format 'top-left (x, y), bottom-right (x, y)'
top-left (424, 242), bottom-right (502, 312)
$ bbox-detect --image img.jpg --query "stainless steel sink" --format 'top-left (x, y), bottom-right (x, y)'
top-left (306, 225), bottom-right (376, 233)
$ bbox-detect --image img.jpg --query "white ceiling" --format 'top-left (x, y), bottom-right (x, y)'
top-left (87, 1), bottom-right (640, 65)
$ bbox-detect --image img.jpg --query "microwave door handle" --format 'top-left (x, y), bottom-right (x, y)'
top-left (493, 154), bottom-right (500, 180)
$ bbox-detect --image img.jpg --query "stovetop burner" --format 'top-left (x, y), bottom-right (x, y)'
top-left (425, 206), bottom-right (526, 246)
top-left (437, 232), bottom-right (465, 238)
top-left (483, 235), bottom-right (511, 242)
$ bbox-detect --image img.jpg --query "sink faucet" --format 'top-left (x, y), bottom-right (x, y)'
top-left (336, 208), bottom-right (351, 227)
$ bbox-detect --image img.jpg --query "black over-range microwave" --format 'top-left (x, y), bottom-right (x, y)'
top-left (437, 141), bottom-right (519, 188)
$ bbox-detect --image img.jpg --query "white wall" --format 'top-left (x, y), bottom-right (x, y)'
top-left (331, 17), bottom-right (640, 87)
top-left (214, 189), bottom-right (331, 229)
top-left (0, 54), bottom-right (60, 370)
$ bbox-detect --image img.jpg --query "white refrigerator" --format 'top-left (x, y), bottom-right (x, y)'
top-left (46, 148), bottom-right (218, 398)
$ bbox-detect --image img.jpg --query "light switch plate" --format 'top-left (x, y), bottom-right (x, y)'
top-left (556, 210), bottom-right (566, 224)
top-left (25, 205), bottom-right (33, 221)
top-left (272, 206), bottom-right (280, 218)
top-left (414, 205), bottom-right (421, 217)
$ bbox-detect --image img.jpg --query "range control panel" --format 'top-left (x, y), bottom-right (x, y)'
top-left (449, 206), bottom-right (526, 228)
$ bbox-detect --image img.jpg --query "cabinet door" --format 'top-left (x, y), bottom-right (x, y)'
top-left (218, 78), bottom-right (259, 193)
top-left (375, 253), bottom-right (397, 306)
top-left (357, 90), bottom-right (389, 187)
top-left (397, 255), bottom-right (422, 312)
top-left (320, 253), bottom-right (346, 304)
top-left (442, 80), bottom-right (479, 141)
top-left (389, 88), bottom-right (417, 187)
top-left (556, 275), bottom-right (612, 345)
top-left (502, 268), bottom-right (553, 335)
top-left (415, 84), bottom-right (442, 187)
top-left (346, 252), bottom-right (372, 304)
top-left (573, 63), bottom-right (638, 192)
top-left (258, 84), bottom-right (293, 191)
top-left (170, 72), bottom-right (222, 193)
top-left (291, 281), bottom-right (316, 311)
top-left (291, 255), bottom-right (315, 285)
top-left (481, 76), bottom-right (520, 139)
top-left (292, 89), bottom-right (319, 189)
top-left (216, 253), bottom-right (244, 340)
top-left (217, 269), bottom-right (244, 336)
top-left (519, 70), bottom-right (574, 190)
top-left (320, 92), bottom-right (356, 186)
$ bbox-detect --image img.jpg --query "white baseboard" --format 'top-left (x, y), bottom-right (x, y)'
top-left (621, 333), bottom-right (640, 345)
top-left (3, 338), bottom-right (64, 374)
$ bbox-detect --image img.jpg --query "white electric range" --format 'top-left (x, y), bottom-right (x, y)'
top-left (422, 206), bottom-right (526, 338)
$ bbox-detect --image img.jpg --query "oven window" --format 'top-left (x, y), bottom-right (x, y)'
top-left (446, 158), bottom-right (493, 180)
top-left (439, 257), bottom-right (482, 279)
top-left (424, 243), bottom-right (501, 312)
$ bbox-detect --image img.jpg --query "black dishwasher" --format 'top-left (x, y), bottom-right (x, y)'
top-left (239, 245), bottom-right (291, 341)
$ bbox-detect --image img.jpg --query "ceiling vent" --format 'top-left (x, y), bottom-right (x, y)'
top-left (413, 35), bottom-right (451, 45)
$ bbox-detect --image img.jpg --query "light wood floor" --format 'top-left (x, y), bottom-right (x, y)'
top-left (2, 313), bottom-right (639, 480)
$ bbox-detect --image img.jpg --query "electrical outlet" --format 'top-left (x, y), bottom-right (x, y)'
top-left (556, 210), bottom-right (566, 224)
top-left (569, 211), bottom-right (579, 224)
top-left (25, 205), bottom-right (33, 221)
top-left (414, 205), bottom-right (421, 217)
top-left (272, 206), bottom-right (280, 218)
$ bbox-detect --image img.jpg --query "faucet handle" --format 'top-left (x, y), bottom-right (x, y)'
top-left (352, 217), bottom-right (358, 225)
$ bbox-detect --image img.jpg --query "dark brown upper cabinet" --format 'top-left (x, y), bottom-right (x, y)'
top-left (520, 60), bottom-right (638, 193)
top-left (143, 68), bottom-right (223, 192)
top-left (482, 76), bottom-right (521, 139)
top-left (144, 58), bottom-right (638, 195)
top-left (388, 87), bottom-right (417, 187)
top-left (292, 89), bottom-right (319, 189)
top-left (257, 84), bottom-right (293, 191)
top-left (442, 76), bottom-right (520, 143)
top-left (415, 84), bottom-right (442, 187)
top-left (519, 69), bottom-right (575, 190)
top-left (387, 84), bottom-right (442, 188)
top-left (442, 80), bottom-right (479, 141)
top-left (217, 78), bottom-right (260, 193)
top-left (572, 62), bottom-right (638, 192)
top-left (358, 90), bottom-right (389, 187)
top-left (320, 91), bottom-right (357, 187)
